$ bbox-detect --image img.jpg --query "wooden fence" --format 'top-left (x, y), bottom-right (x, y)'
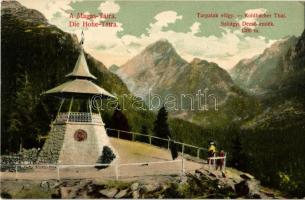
top-left (106, 128), bottom-right (208, 159)
top-left (2, 159), bottom-right (185, 180)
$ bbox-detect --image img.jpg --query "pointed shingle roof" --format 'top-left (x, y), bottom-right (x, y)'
top-left (66, 48), bottom-right (97, 80)
top-left (43, 79), bottom-right (115, 98)
top-left (43, 44), bottom-right (115, 98)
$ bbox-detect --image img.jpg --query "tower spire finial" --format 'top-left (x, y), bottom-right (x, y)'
top-left (80, 30), bottom-right (84, 46)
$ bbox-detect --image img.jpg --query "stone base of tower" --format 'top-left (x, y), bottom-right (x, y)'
top-left (58, 123), bottom-right (117, 165)
top-left (38, 121), bottom-right (118, 165)
top-left (37, 124), bottom-right (66, 164)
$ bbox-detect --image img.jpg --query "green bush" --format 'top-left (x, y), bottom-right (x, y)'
top-left (95, 146), bottom-right (116, 170)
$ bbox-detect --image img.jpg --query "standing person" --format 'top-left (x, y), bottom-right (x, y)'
top-left (168, 136), bottom-right (178, 160)
top-left (208, 141), bottom-right (216, 164)
top-left (216, 150), bottom-right (225, 171)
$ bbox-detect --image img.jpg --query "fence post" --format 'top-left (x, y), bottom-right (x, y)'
top-left (15, 165), bottom-right (18, 180)
top-left (197, 149), bottom-right (200, 159)
top-left (223, 153), bottom-right (226, 172)
top-left (117, 130), bottom-right (120, 139)
top-left (167, 139), bottom-right (170, 150)
top-left (181, 159), bottom-right (185, 176)
top-left (182, 144), bottom-right (185, 156)
top-left (115, 163), bottom-right (119, 180)
top-left (149, 135), bottom-right (152, 145)
top-left (57, 165), bottom-right (60, 181)
top-left (132, 133), bottom-right (135, 141)
top-left (213, 153), bottom-right (216, 169)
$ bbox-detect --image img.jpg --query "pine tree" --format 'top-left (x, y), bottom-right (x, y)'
top-left (140, 125), bottom-right (149, 143)
top-left (230, 133), bottom-right (248, 170)
top-left (111, 105), bottom-right (131, 139)
top-left (153, 106), bottom-right (171, 139)
top-left (111, 106), bottom-right (130, 131)
top-left (7, 70), bottom-right (37, 151)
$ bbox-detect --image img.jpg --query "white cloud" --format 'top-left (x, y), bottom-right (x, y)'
top-left (154, 11), bottom-right (183, 27)
top-left (119, 12), bottom-right (274, 69)
top-left (18, 0), bottom-right (74, 20)
top-left (190, 22), bottom-right (201, 34)
top-left (15, 2), bottom-right (274, 69)
top-left (148, 11), bottom-right (183, 34)
top-left (98, 1), bottom-right (120, 13)
top-left (90, 10), bottom-right (274, 69)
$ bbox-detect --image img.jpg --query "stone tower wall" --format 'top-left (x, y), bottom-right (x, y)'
top-left (58, 123), bottom-right (116, 165)
top-left (38, 122), bottom-right (118, 165)
top-left (37, 124), bottom-right (66, 164)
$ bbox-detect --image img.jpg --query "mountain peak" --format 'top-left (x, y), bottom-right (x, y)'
top-left (2, 0), bottom-right (48, 24)
top-left (109, 64), bottom-right (120, 73)
top-left (145, 39), bottom-right (175, 54)
top-left (154, 39), bottom-right (171, 46)
top-left (191, 58), bottom-right (202, 63)
top-left (230, 36), bottom-right (298, 93)
top-left (2, 0), bottom-right (23, 9)
top-left (190, 58), bottom-right (210, 66)
top-left (261, 36), bottom-right (298, 57)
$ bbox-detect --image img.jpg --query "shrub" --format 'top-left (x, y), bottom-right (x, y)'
top-left (95, 146), bottom-right (116, 170)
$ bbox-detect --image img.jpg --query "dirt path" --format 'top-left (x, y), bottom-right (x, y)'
top-left (1, 138), bottom-right (203, 180)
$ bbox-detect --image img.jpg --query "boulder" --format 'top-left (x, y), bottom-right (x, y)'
top-left (132, 190), bottom-right (140, 199)
top-left (141, 184), bottom-right (160, 193)
top-left (99, 188), bottom-right (118, 198)
top-left (114, 189), bottom-right (129, 198)
top-left (234, 180), bottom-right (250, 197)
top-left (251, 193), bottom-right (263, 198)
top-left (247, 180), bottom-right (261, 196)
top-left (240, 173), bottom-right (255, 180)
top-left (40, 181), bottom-right (50, 191)
top-left (160, 183), bottom-right (170, 192)
top-left (21, 183), bottom-right (32, 190)
top-left (130, 182), bottom-right (139, 191)
top-left (259, 188), bottom-right (276, 198)
top-left (208, 172), bottom-right (217, 178)
top-left (51, 181), bottom-right (62, 189)
top-left (59, 186), bottom-right (77, 198)
top-left (179, 175), bottom-right (188, 184)
top-left (195, 169), bottom-right (205, 176)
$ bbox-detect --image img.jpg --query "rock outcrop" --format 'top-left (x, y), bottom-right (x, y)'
top-left (1, 169), bottom-right (283, 199)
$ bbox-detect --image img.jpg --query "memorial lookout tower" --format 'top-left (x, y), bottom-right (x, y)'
top-left (38, 33), bottom-right (117, 165)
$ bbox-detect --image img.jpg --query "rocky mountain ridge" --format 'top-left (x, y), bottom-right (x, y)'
top-left (116, 40), bottom-right (188, 98)
top-left (114, 39), bottom-right (256, 127)
top-left (242, 30), bottom-right (305, 130)
top-left (2, 0), bottom-right (48, 24)
top-left (230, 36), bottom-right (298, 93)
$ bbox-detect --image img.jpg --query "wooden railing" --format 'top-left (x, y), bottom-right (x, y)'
top-left (208, 154), bottom-right (227, 171)
top-left (105, 128), bottom-right (227, 172)
top-left (1, 159), bottom-right (185, 180)
top-left (106, 128), bottom-right (208, 159)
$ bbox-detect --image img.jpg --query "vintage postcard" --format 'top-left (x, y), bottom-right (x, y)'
top-left (1, 0), bottom-right (305, 199)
